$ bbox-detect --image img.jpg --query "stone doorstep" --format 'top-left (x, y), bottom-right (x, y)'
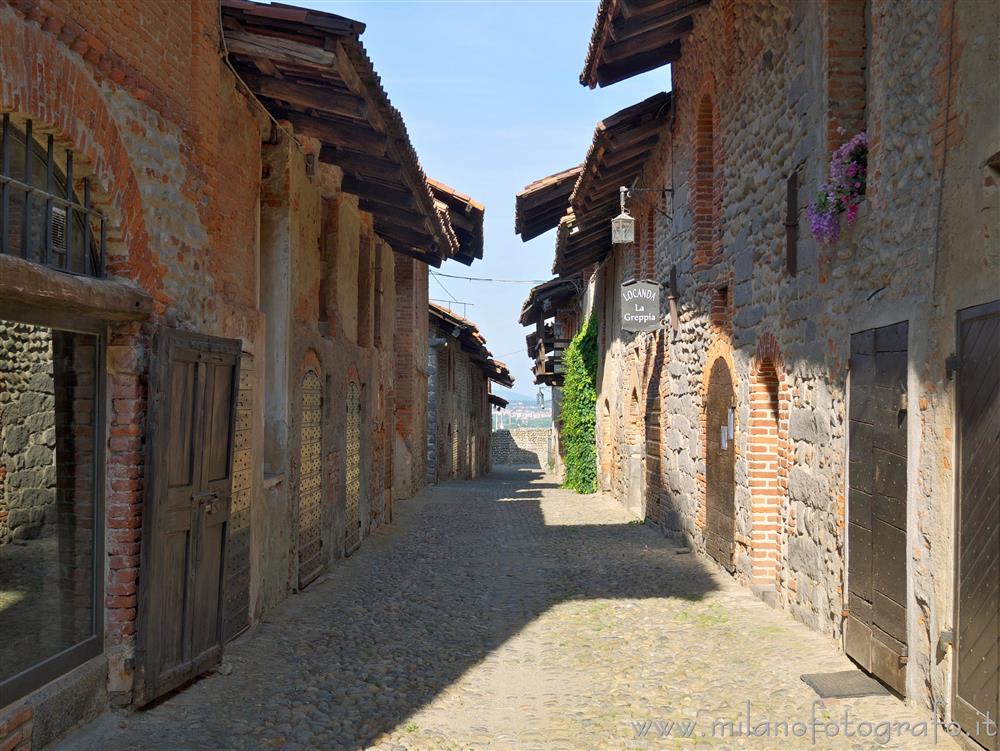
top-left (5, 653), bottom-right (107, 750)
top-left (751, 583), bottom-right (780, 609)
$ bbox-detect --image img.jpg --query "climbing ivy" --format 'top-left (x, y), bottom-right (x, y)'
top-left (561, 314), bottom-right (598, 493)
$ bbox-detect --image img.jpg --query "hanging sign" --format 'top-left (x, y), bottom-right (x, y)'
top-left (620, 279), bottom-right (660, 333)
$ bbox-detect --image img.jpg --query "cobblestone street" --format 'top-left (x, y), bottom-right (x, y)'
top-left (59, 467), bottom-right (959, 750)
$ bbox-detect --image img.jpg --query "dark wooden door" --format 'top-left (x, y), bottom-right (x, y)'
top-left (953, 300), bottom-right (999, 750)
top-left (846, 321), bottom-right (908, 696)
top-left (137, 329), bottom-right (240, 705)
top-left (705, 357), bottom-right (735, 571)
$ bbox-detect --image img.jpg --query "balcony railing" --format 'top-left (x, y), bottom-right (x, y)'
top-left (0, 115), bottom-right (105, 277)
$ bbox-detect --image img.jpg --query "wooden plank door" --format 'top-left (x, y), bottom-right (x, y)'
top-left (705, 357), bottom-right (735, 572)
top-left (137, 329), bottom-right (240, 705)
top-left (846, 321), bottom-right (908, 695)
top-left (953, 300), bottom-right (999, 750)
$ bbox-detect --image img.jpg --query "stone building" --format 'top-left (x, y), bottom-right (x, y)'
top-left (514, 277), bottom-right (582, 479)
top-left (427, 303), bottom-right (513, 483)
top-left (0, 0), bottom-right (486, 747)
top-left (519, 0), bottom-right (999, 741)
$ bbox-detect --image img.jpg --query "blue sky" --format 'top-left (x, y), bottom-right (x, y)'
top-left (302, 0), bottom-right (668, 394)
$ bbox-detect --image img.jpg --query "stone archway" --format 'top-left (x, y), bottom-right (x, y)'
top-left (704, 356), bottom-right (735, 571)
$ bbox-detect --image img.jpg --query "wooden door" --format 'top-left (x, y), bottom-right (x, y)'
top-left (224, 352), bottom-right (254, 642)
top-left (137, 329), bottom-right (240, 705)
top-left (846, 321), bottom-right (908, 695)
top-left (297, 369), bottom-right (324, 588)
top-left (953, 300), bottom-right (999, 750)
top-left (344, 381), bottom-right (361, 556)
top-left (705, 357), bottom-right (735, 571)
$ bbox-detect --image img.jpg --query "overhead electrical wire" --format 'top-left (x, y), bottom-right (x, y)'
top-left (430, 271), bottom-right (548, 284)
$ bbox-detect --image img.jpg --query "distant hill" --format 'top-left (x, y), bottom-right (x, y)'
top-left (492, 386), bottom-right (545, 404)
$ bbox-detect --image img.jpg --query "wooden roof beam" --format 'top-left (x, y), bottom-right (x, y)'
top-left (279, 110), bottom-right (387, 156)
top-left (597, 41), bottom-right (682, 87)
top-left (603, 17), bottom-right (693, 63)
top-left (319, 145), bottom-right (402, 182)
top-left (225, 29), bottom-right (339, 70)
top-left (240, 72), bottom-right (367, 120)
top-left (610, 0), bottom-right (706, 40)
top-left (342, 174), bottom-right (416, 210)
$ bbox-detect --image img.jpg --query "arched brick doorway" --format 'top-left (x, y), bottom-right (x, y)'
top-left (704, 357), bottom-right (735, 571)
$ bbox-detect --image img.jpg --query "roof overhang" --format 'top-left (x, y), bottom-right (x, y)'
top-left (519, 278), bottom-right (579, 326)
top-left (222, 0), bottom-right (453, 266)
top-left (553, 92), bottom-right (671, 276)
top-left (515, 165), bottom-right (582, 241)
top-left (428, 178), bottom-right (485, 265)
top-left (489, 394), bottom-right (509, 409)
top-left (581, 0), bottom-right (708, 88)
top-left (429, 303), bottom-right (515, 387)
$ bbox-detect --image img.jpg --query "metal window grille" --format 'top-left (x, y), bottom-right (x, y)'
top-left (0, 114), bottom-right (105, 277)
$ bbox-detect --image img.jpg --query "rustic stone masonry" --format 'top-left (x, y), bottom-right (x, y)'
top-left (490, 428), bottom-right (551, 468)
top-left (584, 0), bottom-right (998, 715)
top-left (0, 322), bottom-right (56, 544)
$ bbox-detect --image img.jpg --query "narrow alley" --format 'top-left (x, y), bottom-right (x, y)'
top-left (60, 467), bottom-right (957, 751)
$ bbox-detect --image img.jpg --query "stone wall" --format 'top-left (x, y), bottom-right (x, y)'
top-left (0, 322), bottom-right (56, 544)
top-left (591, 0), bottom-right (998, 710)
top-left (491, 428), bottom-right (551, 468)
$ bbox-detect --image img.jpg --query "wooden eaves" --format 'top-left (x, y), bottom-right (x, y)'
top-left (515, 165), bottom-right (582, 242)
top-left (428, 178), bottom-right (485, 266)
top-left (221, 0), bottom-right (455, 266)
top-left (429, 303), bottom-right (515, 387)
top-left (581, 0), bottom-right (708, 88)
top-left (518, 278), bottom-right (579, 326)
top-left (553, 92), bottom-right (671, 276)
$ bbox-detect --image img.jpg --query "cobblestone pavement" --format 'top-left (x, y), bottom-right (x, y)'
top-left (58, 467), bottom-right (960, 751)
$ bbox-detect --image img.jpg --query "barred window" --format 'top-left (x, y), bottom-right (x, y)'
top-left (0, 115), bottom-right (105, 277)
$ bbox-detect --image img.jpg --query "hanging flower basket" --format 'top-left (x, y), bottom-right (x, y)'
top-left (807, 131), bottom-right (868, 244)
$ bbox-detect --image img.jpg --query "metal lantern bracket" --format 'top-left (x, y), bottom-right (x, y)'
top-left (622, 184), bottom-right (673, 220)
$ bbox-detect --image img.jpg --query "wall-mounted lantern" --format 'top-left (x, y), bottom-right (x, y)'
top-left (612, 184), bottom-right (673, 245)
top-left (612, 186), bottom-right (635, 244)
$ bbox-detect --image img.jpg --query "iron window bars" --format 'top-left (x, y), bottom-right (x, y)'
top-left (0, 115), bottom-right (105, 277)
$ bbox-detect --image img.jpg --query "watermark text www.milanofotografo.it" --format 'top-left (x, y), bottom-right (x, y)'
top-left (630, 702), bottom-right (996, 745)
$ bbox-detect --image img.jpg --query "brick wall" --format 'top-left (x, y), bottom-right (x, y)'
top-left (393, 257), bottom-right (429, 500)
top-left (0, 704), bottom-right (31, 751)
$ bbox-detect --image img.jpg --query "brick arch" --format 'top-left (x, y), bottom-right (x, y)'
top-left (748, 333), bottom-right (790, 587)
top-left (692, 79), bottom-right (722, 268)
top-left (0, 7), bottom-right (156, 298)
top-left (300, 348), bottom-right (322, 378)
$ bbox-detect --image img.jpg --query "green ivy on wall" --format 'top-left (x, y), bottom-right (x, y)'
top-left (561, 314), bottom-right (598, 493)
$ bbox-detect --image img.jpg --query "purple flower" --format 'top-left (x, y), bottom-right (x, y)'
top-left (807, 131), bottom-right (867, 244)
